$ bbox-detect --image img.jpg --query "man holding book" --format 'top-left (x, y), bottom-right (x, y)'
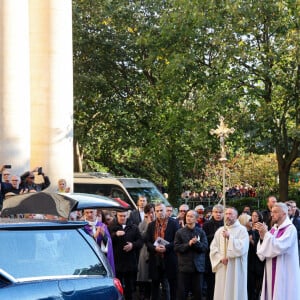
top-left (145, 202), bottom-right (180, 300)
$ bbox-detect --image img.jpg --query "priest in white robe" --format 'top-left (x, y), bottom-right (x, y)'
top-left (256, 202), bottom-right (300, 300)
top-left (210, 207), bottom-right (249, 300)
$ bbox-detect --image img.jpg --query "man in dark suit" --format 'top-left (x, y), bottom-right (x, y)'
top-left (145, 202), bottom-right (180, 300)
top-left (286, 200), bottom-right (300, 263)
top-left (109, 211), bottom-right (143, 300)
top-left (129, 195), bottom-right (147, 226)
top-left (202, 204), bottom-right (224, 300)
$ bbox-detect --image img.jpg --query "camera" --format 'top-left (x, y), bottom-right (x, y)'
top-left (38, 167), bottom-right (43, 175)
top-left (4, 165), bottom-right (11, 169)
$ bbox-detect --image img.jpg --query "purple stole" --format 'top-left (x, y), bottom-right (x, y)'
top-left (269, 224), bottom-right (291, 298)
top-left (84, 221), bottom-right (116, 275)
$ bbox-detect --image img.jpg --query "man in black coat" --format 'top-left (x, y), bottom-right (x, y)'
top-left (20, 168), bottom-right (51, 192)
top-left (286, 200), bottom-right (300, 263)
top-left (145, 203), bottom-right (180, 300)
top-left (202, 204), bottom-right (224, 300)
top-left (174, 209), bottom-right (208, 300)
top-left (129, 195), bottom-right (147, 226)
top-left (109, 211), bottom-right (143, 300)
top-left (0, 167), bottom-right (13, 210)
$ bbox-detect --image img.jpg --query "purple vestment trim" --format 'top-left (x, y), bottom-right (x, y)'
top-left (84, 221), bottom-right (115, 275)
top-left (270, 224), bottom-right (291, 299)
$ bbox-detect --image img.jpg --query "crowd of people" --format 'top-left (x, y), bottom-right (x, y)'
top-left (181, 184), bottom-right (257, 205)
top-left (77, 195), bottom-right (300, 300)
top-left (1, 165), bottom-right (300, 299)
top-left (0, 165), bottom-right (71, 209)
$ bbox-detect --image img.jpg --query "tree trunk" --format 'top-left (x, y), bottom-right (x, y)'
top-left (277, 163), bottom-right (289, 202)
top-left (74, 140), bottom-right (83, 172)
top-left (276, 140), bottom-right (300, 201)
top-left (167, 150), bottom-right (182, 207)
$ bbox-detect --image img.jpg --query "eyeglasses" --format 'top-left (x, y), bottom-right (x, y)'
top-left (28, 176), bottom-right (34, 179)
top-left (179, 210), bottom-right (187, 213)
top-left (3, 173), bottom-right (10, 176)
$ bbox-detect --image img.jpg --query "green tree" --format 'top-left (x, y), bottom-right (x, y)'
top-left (72, 0), bottom-right (221, 204)
top-left (73, 0), bottom-right (300, 202)
top-left (218, 1), bottom-right (300, 201)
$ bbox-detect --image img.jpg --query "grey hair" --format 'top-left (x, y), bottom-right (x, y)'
top-left (154, 202), bottom-right (165, 208)
top-left (225, 207), bottom-right (238, 217)
top-left (213, 204), bottom-right (224, 213)
top-left (274, 202), bottom-right (288, 215)
top-left (187, 209), bottom-right (198, 219)
top-left (179, 204), bottom-right (189, 211)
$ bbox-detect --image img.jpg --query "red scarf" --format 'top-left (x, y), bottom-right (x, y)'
top-left (154, 218), bottom-right (168, 241)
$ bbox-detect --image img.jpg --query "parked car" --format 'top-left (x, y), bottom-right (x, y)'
top-left (74, 172), bottom-right (171, 209)
top-left (0, 193), bottom-right (124, 299)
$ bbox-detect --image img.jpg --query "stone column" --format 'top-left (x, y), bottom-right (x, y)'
top-left (29, 0), bottom-right (74, 192)
top-left (0, 0), bottom-right (31, 176)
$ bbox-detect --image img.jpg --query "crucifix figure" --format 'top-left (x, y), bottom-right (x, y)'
top-left (210, 116), bottom-right (235, 161)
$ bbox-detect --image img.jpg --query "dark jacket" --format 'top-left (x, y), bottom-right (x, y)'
top-left (261, 208), bottom-right (272, 229)
top-left (248, 229), bottom-right (265, 276)
top-left (291, 215), bottom-right (300, 240)
top-left (203, 218), bottom-right (224, 245)
top-left (0, 181), bottom-right (13, 209)
top-left (129, 209), bottom-right (142, 226)
top-left (203, 218), bottom-right (224, 272)
top-left (145, 217), bottom-right (180, 280)
top-left (174, 225), bottom-right (208, 273)
top-left (20, 171), bottom-right (50, 192)
top-left (109, 219), bottom-right (143, 273)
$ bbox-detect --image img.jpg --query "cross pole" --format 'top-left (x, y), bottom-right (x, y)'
top-left (210, 116), bottom-right (235, 258)
top-left (210, 116), bottom-right (235, 210)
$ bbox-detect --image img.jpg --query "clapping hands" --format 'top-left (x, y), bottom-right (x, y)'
top-left (254, 222), bottom-right (268, 240)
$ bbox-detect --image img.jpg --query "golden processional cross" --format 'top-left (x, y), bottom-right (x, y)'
top-left (210, 116), bottom-right (235, 257)
top-left (210, 116), bottom-right (235, 208)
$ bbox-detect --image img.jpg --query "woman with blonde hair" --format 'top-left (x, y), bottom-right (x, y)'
top-left (57, 178), bottom-right (70, 193)
top-left (238, 213), bottom-right (251, 229)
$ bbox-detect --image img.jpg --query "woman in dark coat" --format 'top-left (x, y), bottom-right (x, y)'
top-left (247, 210), bottom-right (265, 300)
top-left (137, 204), bottom-right (155, 300)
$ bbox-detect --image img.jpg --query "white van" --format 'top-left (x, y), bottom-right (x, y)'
top-left (73, 172), bottom-right (171, 210)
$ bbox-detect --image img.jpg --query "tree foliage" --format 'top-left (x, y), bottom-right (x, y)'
top-left (212, 1), bottom-right (300, 200)
top-left (73, 0), bottom-right (300, 203)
